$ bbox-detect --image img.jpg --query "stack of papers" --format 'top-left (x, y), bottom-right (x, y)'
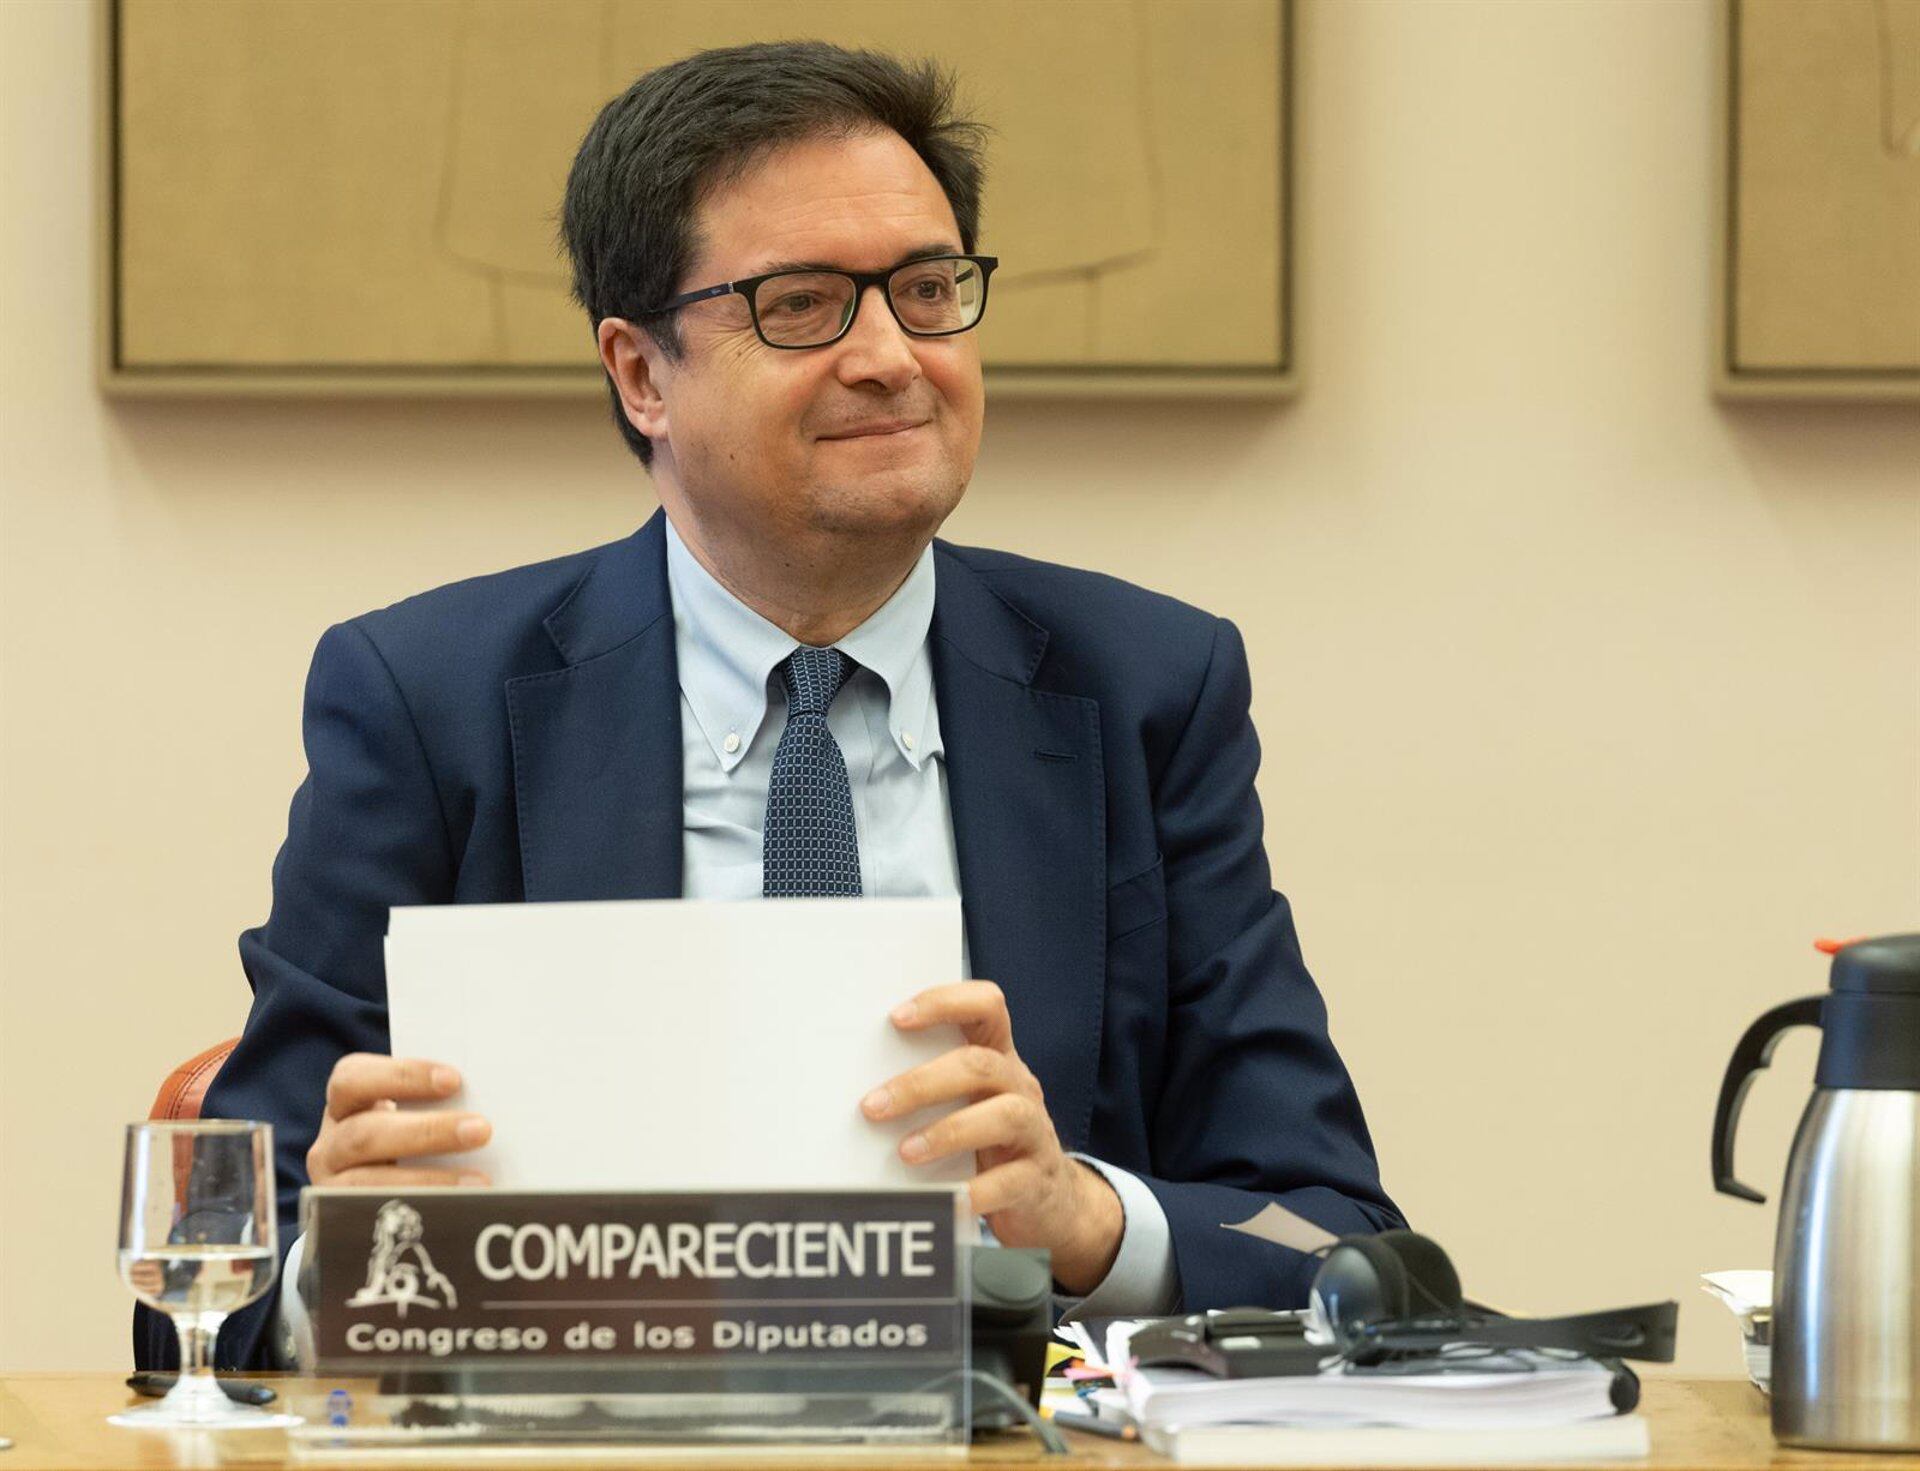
top-left (1700, 1269), bottom-right (1772, 1392)
top-left (1121, 1353), bottom-right (1628, 1431)
top-left (1053, 1319), bottom-right (1649, 1464)
top-left (1126, 1413), bottom-right (1649, 1466)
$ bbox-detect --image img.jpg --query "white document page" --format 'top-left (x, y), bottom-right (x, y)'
top-left (383, 897), bottom-right (971, 1194)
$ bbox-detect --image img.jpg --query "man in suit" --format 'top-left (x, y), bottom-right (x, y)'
top-left (139, 41), bottom-right (1399, 1371)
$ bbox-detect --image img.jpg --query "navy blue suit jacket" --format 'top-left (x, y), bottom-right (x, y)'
top-left (137, 511), bottom-right (1399, 1369)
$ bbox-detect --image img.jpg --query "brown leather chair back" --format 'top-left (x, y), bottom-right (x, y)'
top-left (151, 1038), bottom-right (239, 1122)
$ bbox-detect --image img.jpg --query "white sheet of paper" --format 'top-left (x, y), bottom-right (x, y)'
top-left (383, 897), bottom-right (971, 1194)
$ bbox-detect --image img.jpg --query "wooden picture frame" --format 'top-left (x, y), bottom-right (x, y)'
top-left (1715, 0), bottom-right (1920, 400)
top-left (96, 0), bottom-right (1297, 401)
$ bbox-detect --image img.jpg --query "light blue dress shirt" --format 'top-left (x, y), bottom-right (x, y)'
top-left (667, 517), bottom-right (958, 904)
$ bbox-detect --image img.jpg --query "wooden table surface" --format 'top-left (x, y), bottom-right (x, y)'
top-left (2, 1375), bottom-right (1917, 1470)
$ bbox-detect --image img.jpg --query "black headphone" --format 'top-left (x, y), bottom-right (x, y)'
top-left (1308, 1229), bottom-right (1678, 1366)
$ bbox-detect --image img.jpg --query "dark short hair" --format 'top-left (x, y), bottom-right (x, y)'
top-left (561, 41), bottom-right (989, 468)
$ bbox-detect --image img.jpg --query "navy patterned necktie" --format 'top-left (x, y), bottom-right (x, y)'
top-left (762, 646), bottom-right (862, 897)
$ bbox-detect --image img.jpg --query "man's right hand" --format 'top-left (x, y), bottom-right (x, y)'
top-left (307, 1054), bottom-right (493, 1187)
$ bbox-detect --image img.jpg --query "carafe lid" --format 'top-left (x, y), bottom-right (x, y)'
top-left (1830, 934), bottom-right (1920, 995)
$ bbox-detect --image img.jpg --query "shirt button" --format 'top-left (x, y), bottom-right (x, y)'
top-left (901, 731), bottom-right (916, 751)
top-left (723, 733), bottom-right (741, 755)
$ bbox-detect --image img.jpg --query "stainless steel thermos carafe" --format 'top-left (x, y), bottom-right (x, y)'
top-left (1713, 933), bottom-right (1920, 1450)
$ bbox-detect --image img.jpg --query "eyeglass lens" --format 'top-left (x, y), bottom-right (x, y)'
top-left (751, 258), bottom-right (985, 347)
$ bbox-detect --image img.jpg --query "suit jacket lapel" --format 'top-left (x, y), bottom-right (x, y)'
top-left (931, 547), bottom-right (1107, 1154)
top-left (507, 511), bottom-right (684, 902)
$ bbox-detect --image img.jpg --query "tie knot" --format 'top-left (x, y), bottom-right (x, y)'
top-left (779, 646), bottom-right (852, 717)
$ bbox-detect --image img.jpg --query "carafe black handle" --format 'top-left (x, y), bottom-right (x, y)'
top-left (1711, 995), bottom-right (1825, 1203)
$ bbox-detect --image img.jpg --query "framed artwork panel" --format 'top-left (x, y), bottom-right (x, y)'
top-left (99, 0), bottom-right (1296, 399)
top-left (1717, 0), bottom-right (1920, 399)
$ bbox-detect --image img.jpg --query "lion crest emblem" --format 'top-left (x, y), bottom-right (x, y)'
top-left (346, 1200), bottom-right (458, 1316)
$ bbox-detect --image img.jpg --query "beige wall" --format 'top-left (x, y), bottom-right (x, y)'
top-left (4, 0), bottom-right (1916, 1375)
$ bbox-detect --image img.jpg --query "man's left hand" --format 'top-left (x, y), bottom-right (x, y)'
top-left (862, 981), bottom-right (1123, 1296)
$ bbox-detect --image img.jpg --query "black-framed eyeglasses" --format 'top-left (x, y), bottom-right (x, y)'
top-left (645, 254), bottom-right (998, 350)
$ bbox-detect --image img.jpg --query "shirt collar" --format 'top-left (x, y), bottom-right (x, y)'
top-left (663, 516), bottom-right (941, 773)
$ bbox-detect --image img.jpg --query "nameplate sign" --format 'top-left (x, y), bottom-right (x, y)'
top-left (303, 1188), bottom-right (964, 1370)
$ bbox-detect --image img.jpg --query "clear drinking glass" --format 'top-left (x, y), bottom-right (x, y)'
top-left (112, 1120), bottom-right (301, 1429)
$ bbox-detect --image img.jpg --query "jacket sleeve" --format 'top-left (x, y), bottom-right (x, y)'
top-left (135, 619), bottom-right (455, 1370)
top-left (1135, 617), bottom-right (1403, 1312)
